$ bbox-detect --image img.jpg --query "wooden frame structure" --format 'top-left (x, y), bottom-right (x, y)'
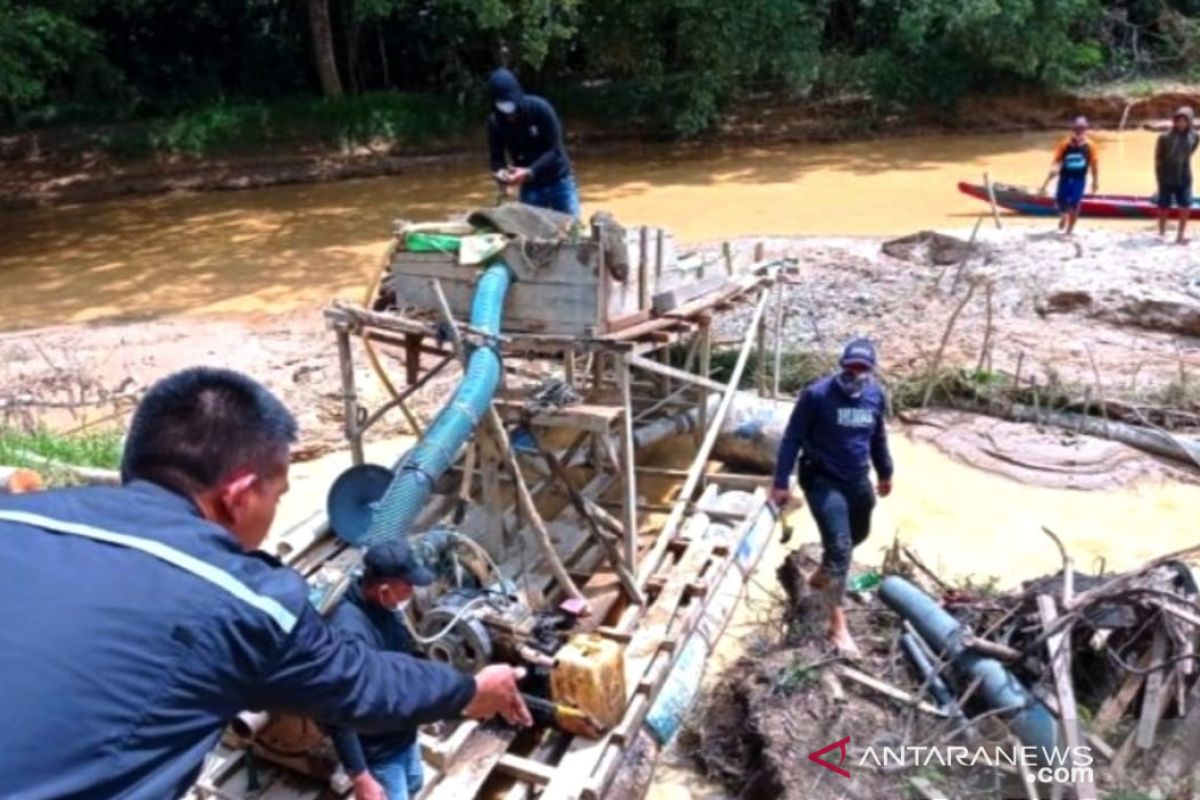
top-left (192, 238), bottom-right (790, 800)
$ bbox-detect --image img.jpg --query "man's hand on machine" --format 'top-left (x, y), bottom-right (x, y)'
top-left (464, 664), bottom-right (533, 726)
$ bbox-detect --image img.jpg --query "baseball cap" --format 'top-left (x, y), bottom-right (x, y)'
top-left (840, 338), bottom-right (877, 370)
top-left (362, 540), bottom-right (436, 587)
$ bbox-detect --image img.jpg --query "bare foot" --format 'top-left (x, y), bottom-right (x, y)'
top-left (827, 607), bottom-right (861, 659)
top-left (828, 624), bottom-right (861, 659)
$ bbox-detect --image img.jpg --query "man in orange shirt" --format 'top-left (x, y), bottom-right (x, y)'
top-left (1040, 116), bottom-right (1099, 235)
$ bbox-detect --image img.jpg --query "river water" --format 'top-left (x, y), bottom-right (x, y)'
top-left (0, 130), bottom-right (1165, 330)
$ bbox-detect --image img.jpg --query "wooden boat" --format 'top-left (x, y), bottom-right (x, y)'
top-left (957, 181), bottom-right (1200, 219)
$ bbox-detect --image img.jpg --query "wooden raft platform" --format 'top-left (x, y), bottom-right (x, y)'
top-left (192, 229), bottom-right (791, 800)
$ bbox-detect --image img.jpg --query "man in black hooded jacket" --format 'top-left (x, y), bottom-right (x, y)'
top-left (487, 68), bottom-right (579, 218)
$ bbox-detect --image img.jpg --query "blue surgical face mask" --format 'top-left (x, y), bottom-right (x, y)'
top-left (495, 100), bottom-right (517, 115)
top-left (836, 370), bottom-right (872, 398)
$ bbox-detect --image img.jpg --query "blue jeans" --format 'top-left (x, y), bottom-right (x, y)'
top-left (369, 742), bottom-right (424, 800)
top-left (520, 174), bottom-right (581, 218)
top-left (800, 471), bottom-right (876, 580)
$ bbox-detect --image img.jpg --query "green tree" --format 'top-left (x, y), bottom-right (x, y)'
top-left (0, 0), bottom-right (96, 112)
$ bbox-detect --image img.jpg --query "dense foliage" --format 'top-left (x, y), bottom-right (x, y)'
top-left (5, 0), bottom-right (1200, 139)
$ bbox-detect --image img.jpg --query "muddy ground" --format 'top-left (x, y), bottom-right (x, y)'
top-left (0, 311), bottom-right (456, 460)
top-left (719, 228), bottom-right (1200, 417)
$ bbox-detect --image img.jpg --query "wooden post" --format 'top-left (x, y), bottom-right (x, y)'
top-left (756, 312), bottom-right (767, 397)
top-left (722, 241), bottom-right (734, 277)
top-left (617, 355), bottom-right (639, 571)
top-left (564, 346), bottom-right (577, 388)
top-left (772, 280), bottom-right (785, 399)
top-left (637, 288), bottom-right (771, 587)
top-left (404, 332), bottom-right (422, 386)
top-left (696, 320), bottom-right (711, 449)
top-left (984, 171), bottom-right (1003, 230)
top-left (754, 241), bottom-right (765, 262)
top-left (596, 221), bottom-right (610, 334)
top-left (638, 226), bottom-right (649, 311)
top-left (655, 229), bottom-right (664, 283)
top-left (480, 434), bottom-right (505, 550)
top-left (1037, 595), bottom-right (1097, 800)
top-left (334, 325), bottom-right (365, 466)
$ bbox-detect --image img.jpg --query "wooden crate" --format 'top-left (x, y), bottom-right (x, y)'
top-left (385, 226), bottom-right (683, 337)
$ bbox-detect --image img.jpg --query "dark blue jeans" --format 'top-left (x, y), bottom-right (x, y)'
top-left (801, 472), bottom-right (876, 580)
top-left (520, 174), bottom-right (581, 218)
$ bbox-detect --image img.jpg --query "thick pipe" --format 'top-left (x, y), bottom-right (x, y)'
top-left (880, 576), bottom-right (1059, 760)
top-left (362, 263), bottom-right (511, 546)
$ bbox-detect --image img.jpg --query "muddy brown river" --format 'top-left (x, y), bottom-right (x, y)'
top-left (0, 130), bottom-right (1164, 330)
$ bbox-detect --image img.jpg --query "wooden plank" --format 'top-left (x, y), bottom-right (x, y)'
top-left (652, 274), bottom-right (729, 314)
top-left (616, 359), bottom-right (639, 570)
top-left (541, 537), bottom-right (720, 800)
top-left (627, 354), bottom-right (727, 394)
top-left (1093, 649), bottom-right (1151, 735)
top-left (492, 399), bottom-right (624, 434)
top-left (1136, 628), bottom-right (1169, 750)
top-left (836, 666), bottom-right (948, 718)
top-left (424, 724), bottom-right (516, 799)
top-left (495, 753), bottom-right (557, 787)
top-left (1036, 594), bottom-right (1097, 799)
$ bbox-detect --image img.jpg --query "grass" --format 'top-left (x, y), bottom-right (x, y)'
top-left (0, 427), bottom-right (123, 472)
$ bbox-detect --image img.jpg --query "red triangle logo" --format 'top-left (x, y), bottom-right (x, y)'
top-left (808, 736), bottom-right (852, 778)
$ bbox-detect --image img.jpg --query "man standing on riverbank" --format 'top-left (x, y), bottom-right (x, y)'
top-left (1041, 115), bottom-right (1099, 236)
top-left (771, 339), bottom-right (893, 657)
top-left (487, 68), bottom-right (580, 218)
top-left (1155, 106), bottom-right (1198, 244)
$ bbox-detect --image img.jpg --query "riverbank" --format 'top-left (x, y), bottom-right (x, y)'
top-left (4, 82), bottom-right (1199, 210)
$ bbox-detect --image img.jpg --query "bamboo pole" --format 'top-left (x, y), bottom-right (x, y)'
top-left (334, 325), bottom-right (365, 466)
top-left (984, 171), bottom-right (1003, 229)
top-left (617, 355), bottom-right (640, 570)
top-left (636, 287), bottom-right (771, 587)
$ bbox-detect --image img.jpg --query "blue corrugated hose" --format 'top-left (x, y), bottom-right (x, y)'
top-left (361, 262), bottom-right (511, 546)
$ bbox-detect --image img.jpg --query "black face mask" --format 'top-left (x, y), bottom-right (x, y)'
top-left (836, 370), bottom-right (871, 398)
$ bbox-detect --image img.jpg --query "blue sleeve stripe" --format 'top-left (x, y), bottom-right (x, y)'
top-left (0, 510), bottom-right (297, 633)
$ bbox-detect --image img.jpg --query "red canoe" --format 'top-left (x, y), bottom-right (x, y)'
top-left (958, 181), bottom-right (1200, 219)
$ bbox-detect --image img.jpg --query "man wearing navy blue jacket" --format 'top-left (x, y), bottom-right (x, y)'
top-left (487, 67), bottom-right (580, 217)
top-left (329, 543), bottom-right (435, 800)
top-left (772, 339), bottom-right (894, 656)
top-left (0, 367), bottom-right (530, 800)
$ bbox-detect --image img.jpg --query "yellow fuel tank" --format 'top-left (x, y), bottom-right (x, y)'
top-left (550, 633), bottom-right (627, 729)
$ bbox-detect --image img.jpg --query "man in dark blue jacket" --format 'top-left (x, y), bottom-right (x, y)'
top-left (772, 339), bottom-right (894, 656)
top-left (487, 67), bottom-right (579, 217)
top-left (329, 542), bottom-right (435, 800)
top-left (0, 367), bottom-right (530, 800)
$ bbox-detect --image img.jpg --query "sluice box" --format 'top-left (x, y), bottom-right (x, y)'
top-left (385, 221), bottom-right (729, 337)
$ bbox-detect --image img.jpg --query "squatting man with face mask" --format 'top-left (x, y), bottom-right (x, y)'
top-left (771, 338), bottom-right (894, 657)
top-left (0, 367), bottom-right (531, 800)
top-left (328, 542), bottom-right (436, 800)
